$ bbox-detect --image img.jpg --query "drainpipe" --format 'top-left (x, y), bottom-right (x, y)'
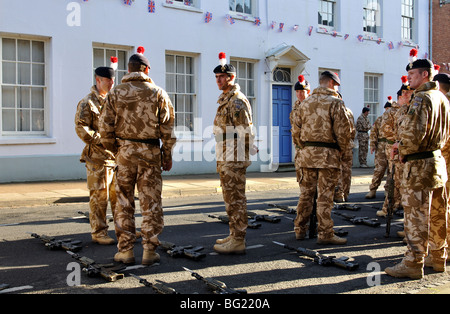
top-left (429, 0), bottom-right (433, 60)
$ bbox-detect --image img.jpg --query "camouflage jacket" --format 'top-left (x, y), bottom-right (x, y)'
top-left (398, 81), bottom-right (450, 190)
top-left (441, 92), bottom-right (450, 179)
top-left (291, 87), bottom-right (352, 169)
top-left (380, 102), bottom-right (401, 143)
top-left (369, 115), bottom-right (383, 152)
top-left (99, 72), bottom-right (176, 164)
top-left (356, 114), bottom-right (371, 137)
top-left (290, 100), bottom-right (302, 148)
top-left (75, 85), bottom-right (115, 166)
top-left (213, 84), bottom-right (255, 167)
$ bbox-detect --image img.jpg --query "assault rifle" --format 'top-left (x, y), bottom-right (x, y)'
top-left (207, 214), bottom-right (261, 229)
top-left (273, 241), bottom-right (359, 271)
top-left (247, 212), bottom-right (281, 223)
top-left (77, 211), bottom-right (113, 222)
top-left (183, 267), bottom-right (247, 295)
top-left (385, 164), bottom-right (395, 238)
top-left (160, 241), bottom-right (206, 261)
top-left (67, 251), bottom-right (124, 282)
top-left (333, 204), bottom-right (361, 211)
top-left (28, 232), bottom-right (83, 252)
top-left (267, 203), bottom-right (296, 214)
top-left (309, 190), bottom-right (318, 238)
top-left (130, 274), bottom-right (179, 294)
top-left (333, 211), bottom-right (380, 227)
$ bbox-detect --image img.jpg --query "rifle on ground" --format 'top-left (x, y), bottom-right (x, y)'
top-left (267, 203), bottom-right (296, 214)
top-left (385, 164), bottom-right (395, 238)
top-left (247, 212), bottom-right (281, 223)
top-left (130, 273), bottom-right (179, 294)
top-left (334, 204), bottom-right (361, 211)
top-left (309, 190), bottom-right (318, 239)
top-left (28, 232), bottom-right (83, 252)
top-left (183, 267), bottom-right (247, 295)
top-left (207, 214), bottom-right (261, 229)
top-left (333, 211), bottom-right (380, 227)
top-left (67, 251), bottom-right (124, 282)
top-left (77, 211), bottom-right (113, 222)
top-left (159, 241), bottom-right (206, 261)
top-left (273, 241), bottom-right (359, 271)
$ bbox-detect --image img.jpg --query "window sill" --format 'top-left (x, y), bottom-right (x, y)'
top-left (0, 137), bottom-right (57, 146)
top-left (228, 12), bottom-right (257, 23)
top-left (162, 3), bottom-right (203, 14)
top-left (316, 26), bottom-right (341, 36)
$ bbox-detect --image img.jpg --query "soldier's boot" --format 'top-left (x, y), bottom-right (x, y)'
top-left (114, 250), bottom-right (135, 265)
top-left (216, 235), bottom-right (232, 244)
top-left (365, 190), bottom-right (377, 199)
top-left (142, 250), bottom-right (160, 266)
top-left (376, 210), bottom-right (387, 217)
top-left (317, 235), bottom-right (347, 245)
top-left (397, 230), bottom-right (405, 238)
top-left (213, 237), bottom-right (246, 255)
top-left (424, 255), bottom-right (446, 272)
top-left (294, 227), bottom-right (306, 240)
top-left (92, 234), bottom-right (115, 245)
top-left (385, 262), bottom-right (423, 279)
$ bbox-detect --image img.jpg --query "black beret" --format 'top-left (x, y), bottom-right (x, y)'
top-left (362, 107), bottom-right (370, 113)
top-left (95, 67), bottom-right (115, 79)
top-left (213, 64), bottom-right (236, 75)
top-left (434, 73), bottom-right (450, 85)
top-left (295, 75), bottom-right (310, 91)
top-left (406, 59), bottom-right (434, 71)
top-left (129, 54), bottom-right (151, 69)
top-left (321, 70), bottom-right (341, 86)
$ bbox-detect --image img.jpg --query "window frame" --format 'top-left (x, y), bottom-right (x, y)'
top-left (363, 0), bottom-right (381, 35)
top-left (92, 44), bottom-right (131, 86)
top-left (0, 35), bottom-right (48, 137)
top-left (318, 0), bottom-right (337, 30)
top-left (228, 0), bottom-right (259, 21)
top-left (364, 73), bottom-right (382, 125)
top-left (401, 0), bottom-right (415, 41)
top-left (231, 58), bottom-right (257, 123)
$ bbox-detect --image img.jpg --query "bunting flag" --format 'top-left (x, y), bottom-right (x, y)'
top-left (357, 35), bottom-right (364, 42)
top-left (124, 0), bottom-right (134, 5)
top-left (344, 34), bottom-right (349, 40)
top-left (165, 0), bottom-right (173, 3)
top-left (225, 14), bottom-right (235, 25)
top-left (254, 17), bottom-right (261, 26)
top-left (376, 38), bottom-right (382, 45)
top-left (308, 26), bottom-right (313, 36)
top-left (279, 23), bottom-right (284, 32)
top-left (184, 0), bottom-right (191, 5)
top-left (331, 31), bottom-right (338, 37)
top-left (148, 0), bottom-right (155, 12)
top-left (293, 25), bottom-right (299, 31)
top-left (205, 12), bottom-right (212, 23)
top-left (388, 41), bottom-right (394, 50)
top-left (270, 21), bottom-right (276, 29)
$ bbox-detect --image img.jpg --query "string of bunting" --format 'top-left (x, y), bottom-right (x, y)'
top-left (78, 0), bottom-right (423, 55)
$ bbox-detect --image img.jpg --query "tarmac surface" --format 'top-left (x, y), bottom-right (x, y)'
top-left (1, 166), bottom-right (449, 294)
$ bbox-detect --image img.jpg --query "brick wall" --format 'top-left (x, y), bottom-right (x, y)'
top-left (433, 0), bottom-right (450, 73)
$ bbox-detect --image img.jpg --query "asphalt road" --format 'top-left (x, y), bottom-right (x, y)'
top-left (1, 185), bottom-right (449, 300)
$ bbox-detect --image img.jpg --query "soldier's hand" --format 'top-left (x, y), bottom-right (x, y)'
top-left (162, 160), bottom-right (173, 171)
top-left (391, 142), bottom-right (399, 160)
top-left (250, 145), bottom-right (259, 156)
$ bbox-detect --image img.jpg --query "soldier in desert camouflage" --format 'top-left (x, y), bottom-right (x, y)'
top-left (291, 71), bottom-right (352, 244)
top-left (99, 47), bottom-right (176, 265)
top-left (212, 52), bottom-right (258, 255)
top-left (356, 107), bottom-right (371, 167)
top-left (385, 50), bottom-right (450, 279)
top-left (75, 57), bottom-right (118, 245)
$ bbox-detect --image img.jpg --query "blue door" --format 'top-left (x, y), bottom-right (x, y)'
top-left (273, 85), bottom-right (292, 163)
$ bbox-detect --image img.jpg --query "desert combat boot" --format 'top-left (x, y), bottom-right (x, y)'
top-left (114, 250), bottom-right (135, 265)
top-left (142, 250), bottom-right (160, 266)
top-left (216, 235), bottom-right (232, 244)
top-left (385, 261), bottom-right (423, 279)
top-left (213, 237), bottom-right (246, 254)
top-left (365, 190), bottom-right (376, 199)
top-left (92, 234), bottom-right (115, 245)
top-left (317, 235), bottom-right (347, 245)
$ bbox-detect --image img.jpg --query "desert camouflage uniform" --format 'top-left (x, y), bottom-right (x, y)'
top-left (291, 87), bottom-right (352, 239)
top-left (440, 91), bottom-right (450, 256)
top-left (335, 107), bottom-right (355, 201)
top-left (380, 102), bottom-right (403, 214)
top-left (356, 113), bottom-right (371, 166)
top-left (75, 86), bottom-right (117, 238)
top-left (291, 99), bottom-right (303, 180)
top-left (368, 115), bottom-right (388, 192)
top-left (397, 81), bottom-right (450, 268)
top-left (213, 84), bottom-right (254, 240)
top-left (99, 72), bottom-right (176, 252)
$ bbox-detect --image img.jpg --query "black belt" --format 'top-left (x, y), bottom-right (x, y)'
top-left (405, 150), bottom-right (441, 162)
top-left (118, 137), bottom-right (160, 146)
top-left (304, 141), bottom-right (340, 151)
top-left (358, 131), bottom-right (368, 133)
top-left (215, 133), bottom-right (238, 142)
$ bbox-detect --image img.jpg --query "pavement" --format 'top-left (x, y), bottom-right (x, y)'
top-left (0, 167), bottom-right (374, 208)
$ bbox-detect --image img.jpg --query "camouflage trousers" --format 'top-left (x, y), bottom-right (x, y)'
top-left (218, 162), bottom-right (249, 240)
top-left (368, 141), bottom-right (388, 191)
top-left (402, 186), bottom-right (448, 267)
top-left (295, 167), bottom-right (340, 239)
top-left (357, 134), bottom-right (369, 165)
top-left (335, 144), bottom-right (354, 200)
top-left (114, 142), bottom-right (164, 252)
top-left (381, 144), bottom-right (403, 214)
top-left (85, 161), bottom-right (117, 237)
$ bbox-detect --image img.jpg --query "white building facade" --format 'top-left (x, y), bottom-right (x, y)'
top-left (0, 0), bottom-right (430, 182)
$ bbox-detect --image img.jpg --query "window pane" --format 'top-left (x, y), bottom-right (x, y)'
top-left (166, 73), bottom-right (176, 93)
top-left (166, 55), bottom-right (175, 73)
top-left (176, 74), bottom-right (185, 93)
top-left (2, 109), bottom-right (15, 131)
top-left (31, 87), bottom-right (44, 109)
top-left (236, 0), bottom-right (244, 13)
top-left (186, 75), bottom-right (194, 93)
top-left (18, 87), bottom-right (30, 109)
top-left (229, 0), bottom-right (235, 11)
top-left (244, 0), bottom-right (251, 14)
top-left (2, 38), bottom-right (16, 61)
top-left (176, 56), bottom-right (184, 73)
top-left (17, 109), bottom-right (30, 131)
top-left (2, 86), bottom-right (15, 108)
top-left (93, 48), bottom-right (104, 68)
top-left (117, 50), bottom-right (127, 70)
top-left (2, 61), bottom-right (15, 84)
top-left (32, 64), bottom-right (45, 85)
top-left (32, 109), bottom-right (44, 131)
top-left (32, 41), bottom-right (45, 63)
top-left (186, 57), bottom-right (193, 74)
top-left (17, 40), bottom-right (30, 62)
top-left (175, 94), bottom-right (185, 112)
top-left (18, 63), bottom-right (31, 85)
